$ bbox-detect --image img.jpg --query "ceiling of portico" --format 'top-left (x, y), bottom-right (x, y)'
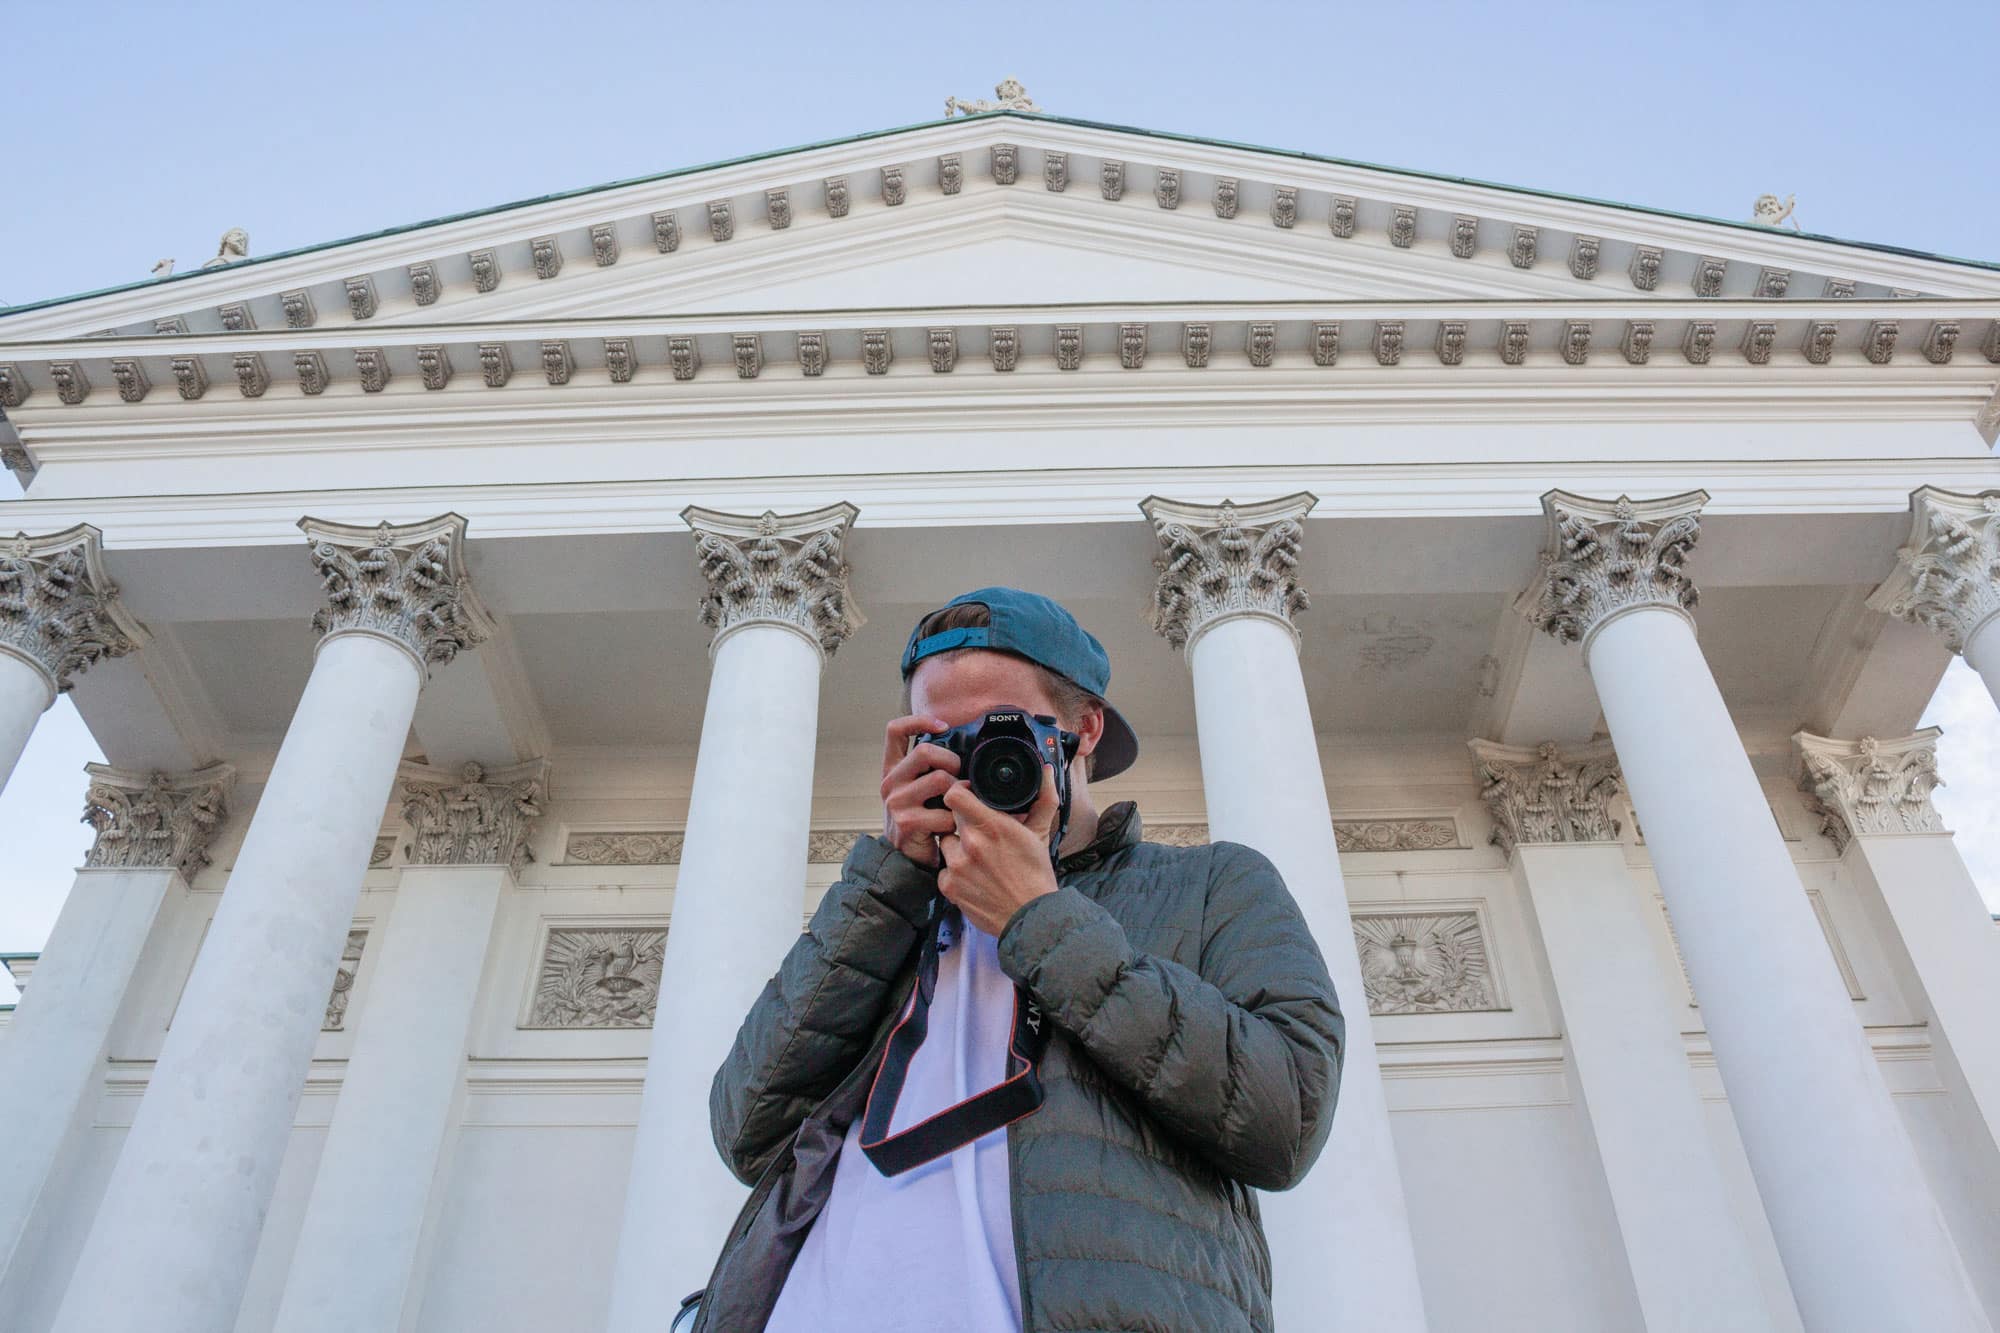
top-left (65, 511), bottom-right (1935, 779)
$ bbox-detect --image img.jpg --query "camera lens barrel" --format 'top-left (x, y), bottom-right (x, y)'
top-left (967, 735), bottom-right (1043, 812)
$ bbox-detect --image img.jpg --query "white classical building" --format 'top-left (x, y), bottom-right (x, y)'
top-left (1, 107), bottom-right (1998, 1333)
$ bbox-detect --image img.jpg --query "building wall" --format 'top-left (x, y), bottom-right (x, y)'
top-left (17, 728), bottom-right (1997, 1331)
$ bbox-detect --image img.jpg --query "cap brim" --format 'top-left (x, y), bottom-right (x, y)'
top-left (1090, 702), bottom-right (1140, 781)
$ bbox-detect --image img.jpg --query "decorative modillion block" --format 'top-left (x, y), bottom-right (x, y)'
top-left (1867, 486), bottom-right (2000, 653)
top-left (81, 763), bottom-right (233, 881)
top-left (1141, 493), bottom-right (1315, 653)
top-left (298, 513), bottom-right (494, 674)
top-left (1794, 729), bottom-right (1945, 852)
top-left (1470, 739), bottom-right (1623, 856)
top-left (0, 525), bottom-right (145, 694)
top-left (400, 759), bottom-right (547, 874)
top-left (1527, 490), bottom-right (1707, 650)
top-left (682, 501), bottom-right (863, 656)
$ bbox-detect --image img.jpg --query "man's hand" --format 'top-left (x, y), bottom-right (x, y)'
top-left (937, 763), bottom-right (1061, 936)
top-left (881, 714), bottom-right (959, 869)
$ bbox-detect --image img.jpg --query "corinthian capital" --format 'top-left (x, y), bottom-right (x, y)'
top-left (1526, 490), bottom-right (1707, 650)
top-left (400, 758), bottom-right (547, 874)
top-left (81, 763), bottom-right (234, 880)
top-left (1866, 486), bottom-right (2000, 654)
top-left (1469, 739), bottom-right (1624, 856)
top-left (0, 525), bottom-right (145, 694)
top-left (299, 513), bottom-right (494, 675)
top-left (682, 502), bottom-right (863, 656)
top-left (1793, 729), bottom-right (1944, 852)
top-left (1140, 493), bottom-right (1315, 653)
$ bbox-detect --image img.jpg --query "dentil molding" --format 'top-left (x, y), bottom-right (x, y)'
top-left (299, 512), bottom-right (496, 675)
top-left (80, 762), bottom-right (235, 880)
top-left (1793, 729), bottom-right (1946, 852)
top-left (399, 758), bottom-right (549, 874)
top-left (0, 523), bottom-right (146, 693)
top-left (1866, 486), bottom-right (2000, 654)
top-left (682, 500), bottom-right (863, 656)
top-left (1525, 489), bottom-right (1707, 651)
top-left (1140, 492), bottom-right (1315, 653)
top-left (1468, 739), bottom-right (1623, 856)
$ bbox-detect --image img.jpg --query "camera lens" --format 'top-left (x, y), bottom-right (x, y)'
top-left (968, 737), bottom-right (1042, 812)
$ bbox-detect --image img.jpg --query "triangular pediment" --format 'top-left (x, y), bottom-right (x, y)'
top-left (6, 112), bottom-right (1997, 345)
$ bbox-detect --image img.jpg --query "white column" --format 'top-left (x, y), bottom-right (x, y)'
top-left (1797, 729), bottom-right (2000, 1158)
top-left (1473, 740), bottom-right (1783, 1331)
top-left (0, 765), bottom-right (233, 1286)
top-left (1530, 490), bottom-right (1988, 1332)
top-left (51, 514), bottom-right (493, 1333)
top-left (1870, 485), bottom-right (2000, 710)
top-left (1143, 495), bottom-right (1430, 1333)
top-left (273, 759), bottom-right (544, 1333)
top-left (0, 525), bottom-right (144, 794)
top-left (604, 502), bottom-right (861, 1328)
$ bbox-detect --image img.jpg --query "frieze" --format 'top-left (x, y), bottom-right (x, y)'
top-left (324, 930), bottom-right (367, 1031)
top-left (1333, 817), bottom-right (1462, 852)
top-left (564, 830), bottom-right (684, 865)
top-left (527, 925), bottom-right (666, 1029)
top-left (1354, 911), bottom-right (1501, 1015)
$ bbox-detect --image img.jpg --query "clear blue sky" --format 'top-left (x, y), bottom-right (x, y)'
top-left (3, 0), bottom-right (1998, 993)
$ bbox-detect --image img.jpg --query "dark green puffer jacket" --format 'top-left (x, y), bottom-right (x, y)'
top-left (698, 802), bottom-right (1345, 1332)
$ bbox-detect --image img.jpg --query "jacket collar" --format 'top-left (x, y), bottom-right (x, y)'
top-left (1058, 801), bottom-right (1142, 876)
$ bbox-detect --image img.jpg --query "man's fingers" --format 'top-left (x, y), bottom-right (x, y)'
top-left (881, 715), bottom-right (949, 779)
top-left (1026, 763), bottom-right (1060, 838)
top-left (879, 742), bottom-right (960, 799)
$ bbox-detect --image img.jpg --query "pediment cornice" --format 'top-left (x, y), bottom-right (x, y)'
top-left (6, 113), bottom-right (1999, 346)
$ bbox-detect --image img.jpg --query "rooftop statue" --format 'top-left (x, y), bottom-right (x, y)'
top-left (1749, 193), bottom-right (1800, 230)
top-left (151, 259), bottom-right (175, 278)
top-left (946, 77), bottom-right (1040, 117)
top-left (201, 227), bottom-right (250, 269)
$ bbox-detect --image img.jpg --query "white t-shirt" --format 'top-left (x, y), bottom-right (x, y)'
top-left (765, 913), bottom-right (1023, 1332)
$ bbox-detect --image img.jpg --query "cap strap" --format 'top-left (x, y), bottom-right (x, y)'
top-left (906, 625), bottom-right (989, 670)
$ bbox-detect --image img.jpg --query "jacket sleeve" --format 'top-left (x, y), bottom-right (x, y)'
top-left (995, 840), bottom-right (1345, 1192)
top-left (709, 835), bottom-right (939, 1185)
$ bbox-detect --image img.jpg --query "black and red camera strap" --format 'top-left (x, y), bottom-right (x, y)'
top-left (858, 905), bottom-right (1052, 1177)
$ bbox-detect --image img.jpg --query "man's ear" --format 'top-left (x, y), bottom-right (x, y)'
top-left (1074, 702), bottom-right (1106, 759)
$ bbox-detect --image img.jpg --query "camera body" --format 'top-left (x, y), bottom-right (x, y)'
top-left (920, 708), bottom-right (1082, 859)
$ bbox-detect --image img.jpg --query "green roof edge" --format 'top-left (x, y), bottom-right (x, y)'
top-left (6, 109), bottom-right (1995, 318)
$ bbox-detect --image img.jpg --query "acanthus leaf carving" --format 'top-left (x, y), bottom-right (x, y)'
top-left (400, 759), bottom-right (546, 874)
top-left (881, 166), bottom-right (906, 206)
top-left (1042, 151), bottom-right (1067, 193)
top-left (988, 326), bottom-right (1018, 371)
top-left (1508, 225), bottom-right (1538, 269)
top-left (651, 211), bottom-right (682, 252)
top-left (233, 352), bottom-right (270, 398)
top-left (706, 199), bottom-right (733, 242)
top-left (468, 249), bottom-right (500, 293)
top-left (1181, 323), bottom-right (1211, 368)
top-left (111, 358), bottom-right (151, 402)
top-left (1142, 493), bottom-right (1315, 652)
top-left (299, 513), bottom-right (492, 673)
top-left (797, 331), bottom-right (827, 377)
top-left (683, 502), bottom-right (863, 655)
top-left (354, 348), bottom-right (391, 393)
top-left (1100, 160), bottom-right (1125, 200)
top-left (1568, 234), bottom-right (1600, 279)
top-left (407, 264), bottom-right (439, 306)
top-left (936, 155), bottom-right (962, 196)
top-left (1470, 740), bottom-right (1623, 856)
top-left (81, 763), bottom-right (233, 881)
top-left (861, 329), bottom-right (892, 375)
top-left (416, 344), bottom-right (452, 390)
top-left (1271, 186), bottom-right (1298, 229)
top-left (1373, 321), bottom-right (1404, 366)
top-left (1628, 246), bottom-right (1663, 290)
top-left (1794, 730), bottom-right (1945, 852)
top-left (1213, 176), bottom-right (1238, 219)
top-left (1153, 167), bottom-right (1180, 210)
top-left (1868, 486), bottom-right (2000, 653)
top-left (1388, 205), bottom-right (1416, 248)
top-left (603, 338), bottom-right (635, 384)
top-left (929, 327), bottom-right (958, 373)
top-left (991, 143), bottom-right (1017, 185)
top-left (1527, 490), bottom-right (1707, 647)
top-left (0, 525), bottom-right (144, 692)
top-left (591, 222), bottom-right (622, 264)
top-left (1450, 215), bottom-right (1478, 259)
top-left (823, 176), bottom-right (850, 217)
top-left (343, 276), bottom-right (377, 320)
top-left (293, 350), bottom-right (329, 395)
top-left (281, 289), bottom-right (317, 327)
top-left (1328, 194), bottom-right (1356, 238)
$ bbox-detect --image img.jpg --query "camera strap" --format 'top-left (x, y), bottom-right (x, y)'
top-left (858, 904), bottom-right (1052, 1177)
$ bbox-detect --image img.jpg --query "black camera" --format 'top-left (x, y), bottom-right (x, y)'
top-left (920, 709), bottom-right (1082, 858)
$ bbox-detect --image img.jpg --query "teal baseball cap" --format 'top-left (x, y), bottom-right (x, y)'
top-left (901, 587), bottom-right (1140, 780)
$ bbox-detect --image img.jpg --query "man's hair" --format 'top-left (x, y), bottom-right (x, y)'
top-left (902, 601), bottom-right (1105, 779)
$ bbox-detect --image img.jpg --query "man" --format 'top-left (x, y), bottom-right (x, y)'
top-left (696, 588), bottom-right (1345, 1332)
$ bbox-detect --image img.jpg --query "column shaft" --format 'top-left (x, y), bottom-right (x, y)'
top-left (1190, 614), bottom-right (1430, 1332)
top-left (0, 650), bottom-right (53, 795)
top-left (0, 868), bottom-right (178, 1280)
top-left (1512, 842), bottom-right (1784, 1331)
top-left (1965, 616), bottom-right (2000, 711)
top-left (1587, 608), bottom-right (1986, 1331)
top-left (604, 623), bottom-right (826, 1324)
top-left (51, 633), bottom-right (423, 1333)
top-left (1846, 834), bottom-right (2000, 1157)
top-left (274, 863), bottom-right (510, 1333)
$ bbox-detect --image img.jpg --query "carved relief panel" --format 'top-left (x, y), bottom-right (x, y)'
top-left (523, 922), bottom-right (668, 1029)
top-left (1352, 909), bottom-right (1504, 1015)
